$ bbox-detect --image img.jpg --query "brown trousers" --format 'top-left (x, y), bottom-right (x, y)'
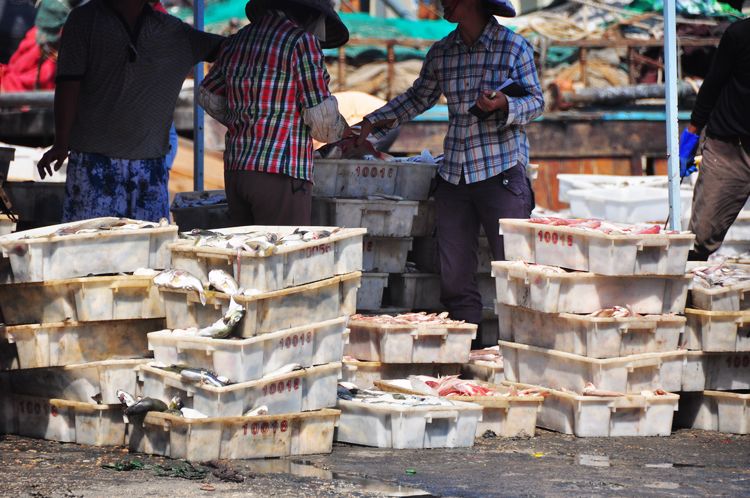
top-left (224, 170), bottom-right (312, 227)
top-left (689, 136), bottom-right (750, 260)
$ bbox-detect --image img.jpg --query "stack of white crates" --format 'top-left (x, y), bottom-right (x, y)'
top-left (311, 158), bottom-right (435, 312)
top-left (0, 218), bottom-right (175, 445)
top-left (495, 218), bottom-right (695, 437)
top-left (135, 225), bottom-right (364, 460)
top-left (676, 262), bottom-right (750, 435)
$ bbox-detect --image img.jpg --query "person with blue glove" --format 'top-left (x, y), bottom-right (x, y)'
top-left (685, 17), bottom-right (750, 260)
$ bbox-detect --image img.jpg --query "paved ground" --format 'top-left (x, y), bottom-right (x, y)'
top-left (1, 429), bottom-right (749, 497)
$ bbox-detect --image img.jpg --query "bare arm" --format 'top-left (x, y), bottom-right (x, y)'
top-left (38, 81), bottom-right (80, 179)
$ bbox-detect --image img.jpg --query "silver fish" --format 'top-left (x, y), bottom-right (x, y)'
top-left (264, 363), bottom-right (302, 378)
top-left (180, 368), bottom-right (229, 387)
top-left (153, 269), bottom-right (206, 305)
top-left (197, 298), bottom-right (245, 338)
top-left (208, 269), bottom-right (240, 296)
top-left (244, 405), bottom-right (269, 417)
top-left (124, 397), bottom-right (168, 416)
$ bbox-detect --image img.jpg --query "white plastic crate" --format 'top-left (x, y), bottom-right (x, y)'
top-left (139, 362), bottom-right (341, 417)
top-left (312, 159), bottom-right (436, 200)
top-left (362, 236), bottom-right (412, 273)
top-left (409, 236), bottom-right (493, 273)
top-left (496, 303), bottom-right (685, 358)
top-left (684, 308), bottom-right (750, 352)
top-left (11, 395), bottom-right (126, 446)
top-left (388, 273), bottom-right (495, 310)
top-left (170, 225), bottom-right (365, 293)
top-left (557, 174), bottom-right (669, 204)
top-left (500, 341), bottom-right (685, 394)
top-left (375, 379), bottom-right (542, 438)
top-left (2, 319), bottom-right (162, 369)
top-left (346, 318), bottom-right (476, 363)
top-left (682, 351), bottom-right (750, 391)
top-left (500, 219), bottom-right (694, 276)
top-left (311, 198), bottom-right (419, 237)
top-left (678, 391), bottom-right (750, 434)
top-left (341, 360), bottom-right (461, 389)
top-left (335, 397), bottom-right (481, 449)
top-left (689, 267), bottom-right (750, 311)
top-left (0, 217), bottom-right (177, 282)
top-left (0, 215), bottom-right (15, 236)
top-left (161, 272), bottom-right (359, 337)
top-left (461, 360), bottom-right (504, 385)
top-left (492, 261), bottom-right (690, 314)
top-left (725, 213), bottom-right (750, 242)
top-left (132, 409), bottom-right (339, 460)
top-left (356, 272), bottom-right (388, 311)
top-left (0, 274), bottom-right (165, 325)
top-left (148, 317), bottom-right (348, 383)
top-left (8, 358), bottom-right (147, 404)
top-left (504, 381), bottom-right (679, 437)
top-left (410, 200), bottom-right (436, 237)
top-left (568, 187), bottom-right (693, 226)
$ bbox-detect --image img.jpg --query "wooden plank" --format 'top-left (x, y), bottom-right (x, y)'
top-left (168, 137), bottom-right (224, 199)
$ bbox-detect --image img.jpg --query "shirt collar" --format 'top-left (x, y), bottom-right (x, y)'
top-left (451, 17), bottom-right (500, 51)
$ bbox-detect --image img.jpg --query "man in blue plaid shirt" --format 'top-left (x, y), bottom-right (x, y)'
top-left (358, 0), bottom-right (543, 337)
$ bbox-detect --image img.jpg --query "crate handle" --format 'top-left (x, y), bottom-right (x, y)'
top-left (626, 357), bottom-right (662, 371)
top-left (424, 410), bottom-right (459, 422)
top-left (177, 341), bottom-right (216, 354)
top-left (361, 208), bottom-right (391, 215)
top-left (194, 250), bottom-right (235, 263)
top-left (411, 330), bottom-right (449, 338)
top-left (619, 320), bottom-right (658, 332)
top-left (636, 238), bottom-right (670, 249)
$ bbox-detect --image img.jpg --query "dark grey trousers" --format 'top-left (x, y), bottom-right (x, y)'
top-left (224, 170), bottom-right (312, 227)
top-left (689, 136), bottom-right (750, 260)
top-left (435, 164), bottom-right (534, 325)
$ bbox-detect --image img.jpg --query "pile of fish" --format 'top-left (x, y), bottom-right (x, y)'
top-left (314, 137), bottom-right (394, 161)
top-left (692, 263), bottom-right (750, 288)
top-left (177, 227), bottom-right (339, 256)
top-left (36, 217), bottom-right (170, 238)
top-left (337, 383), bottom-right (456, 407)
top-left (559, 383), bottom-right (669, 398)
top-left (350, 311), bottom-right (465, 326)
top-left (527, 217), bottom-right (672, 235)
top-left (152, 364), bottom-right (232, 387)
top-left (116, 389), bottom-right (207, 420)
top-left (469, 346), bottom-right (503, 365)
top-left (587, 306), bottom-right (640, 318)
top-left (506, 261), bottom-right (567, 274)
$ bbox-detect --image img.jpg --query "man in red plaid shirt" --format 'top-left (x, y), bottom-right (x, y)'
top-left (200, 0), bottom-right (350, 226)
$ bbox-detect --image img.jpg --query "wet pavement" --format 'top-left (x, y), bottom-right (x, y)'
top-left (2, 429), bottom-right (749, 497)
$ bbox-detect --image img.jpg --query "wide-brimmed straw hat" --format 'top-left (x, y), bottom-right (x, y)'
top-left (245, 0), bottom-right (349, 48)
top-left (485, 0), bottom-right (516, 17)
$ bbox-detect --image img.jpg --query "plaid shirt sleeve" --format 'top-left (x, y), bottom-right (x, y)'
top-left (365, 45), bottom-right (442, 138)
top-left (295, 33), bottom-right (330, 110)
top-left (505, 38), bottom-right (544, 126)
top-left (201, 42), bottom-right (229, 97)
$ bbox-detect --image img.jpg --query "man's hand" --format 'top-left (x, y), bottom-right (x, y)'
top-left (679, 127), bottom-right (700, 178)
top-left (37, 144), bottom-right (69, 179)
top-left (354, 118), bottom-right (396, 147)
top-left (475, 90), bottom-right (508, 114)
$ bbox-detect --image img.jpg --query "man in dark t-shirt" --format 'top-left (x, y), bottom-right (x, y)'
top-left (681, 18), bottom-right (750, 260)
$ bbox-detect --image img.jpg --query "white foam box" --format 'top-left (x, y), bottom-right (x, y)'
top-left (0, 217), bottom-right (177, 283)
top-left (132, 409), bottom-right (339, 460)
top-left (148, 317), bottom-right (348, 383)
top-left (683, 308), bottom-right (750, 352)
top-left (461, 359), bottom-right (504, 385)
top-left (356, 272), bottom-right (388, 311)
top-left (8, 358), bottom-right (148, 404)
top-left (496, 303), bottom-right (685, 358)
top-left (312, 199), bottom-right (419, 237)
top-left (556, 174), bottom-right (669, 204)
top-left (682, 351), bottom-right (750, 391)
top-left (362, 236), bottom-right (412, 273)
top-left (492, 261), bottom-right (690, 314)
top-left (375, 379), bottom-right (542, 438)
top-left (2, 319), bottom-right (162, 369)
top-left (346, 318), bottom-right (476, 363)
top-left (689, 268), bottom-right (750, 311)
top-left (567, 186), bottom-right (693, 226)
top-left (161, 272), bottom-right (359, 338)
top-left (11, 395), bottom-right (126, 446)
top-left (500, 341), bottom-right (685, 394)
top-left (138, 362), bottom-right (341, 417)
top-left (499, 219), bottom-right (694, 276)
top-left (341, 360), bottom-right (461, 389)
top-left (677, 391), bottom-right (750, 434)
top-left (312, 159), bottom-right (436, 200)
top-left (505, 381), bottom-right (679, 437)
top-left (170, 225), bottom-right (365, 293)
top-left (0, 274), bottom-right (165, 325)
top-left (388, 272), bottom-right (495, 310)
top-left (335, 397), bottom-right (481, 449)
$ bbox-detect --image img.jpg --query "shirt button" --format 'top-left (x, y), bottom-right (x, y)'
top-left (502, 178), bottom-right (509, 185)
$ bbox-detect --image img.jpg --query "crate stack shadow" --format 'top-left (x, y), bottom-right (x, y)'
top-left (137, 225), bottom-right (365, 460)
top-left (495, 218), bottom-right (695, 437)
top-left (675, 263), bottom-right (750, 434)
top-left (0, 218), bottom-right (176, 446)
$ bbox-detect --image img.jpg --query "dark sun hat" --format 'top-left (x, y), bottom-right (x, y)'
top-left (245, 0), bottom-right (350, 48)
top-left (485, 0), bottom-right (516, 17)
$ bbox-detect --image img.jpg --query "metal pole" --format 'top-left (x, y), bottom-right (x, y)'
top-left (193, 0), bottom-right (205, 192)
top-left (664, 0), bottom-right (680, 231)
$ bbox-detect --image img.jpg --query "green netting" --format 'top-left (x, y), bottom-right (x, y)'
top-left (626, 0), bottom-right (742, 18)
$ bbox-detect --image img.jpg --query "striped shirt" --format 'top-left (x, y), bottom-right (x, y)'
top-left (201, 14), bottom-right (332, 180)
top-left (366, 19), bottom-right (544, 185)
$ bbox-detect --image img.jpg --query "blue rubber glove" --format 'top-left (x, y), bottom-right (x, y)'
top-left (679, 128), bottom-right (699, 178)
